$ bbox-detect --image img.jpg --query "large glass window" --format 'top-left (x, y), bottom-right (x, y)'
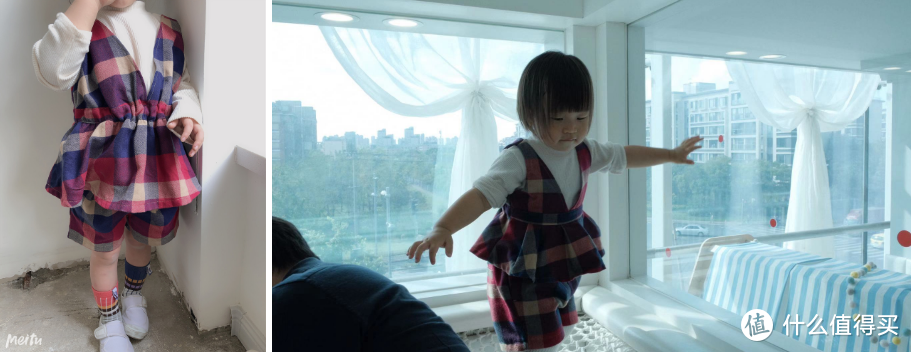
top-left (270, 22), bottom-right (549, 280)
top-left (643, 53), bottom-right (889, 299)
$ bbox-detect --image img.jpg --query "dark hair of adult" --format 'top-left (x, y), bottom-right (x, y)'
top-left (273, 216), bottom-right (318, 272)
top-left (516, 51), bottom-right (594, 139)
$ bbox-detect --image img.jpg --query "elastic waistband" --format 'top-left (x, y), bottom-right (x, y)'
top-left (74, 102), bottom-right (172, 123)
top-left (504, 204), bottom-right (584, 226)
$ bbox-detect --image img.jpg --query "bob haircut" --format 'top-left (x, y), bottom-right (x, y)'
top-left (516, 51), bottom-right (594, 139)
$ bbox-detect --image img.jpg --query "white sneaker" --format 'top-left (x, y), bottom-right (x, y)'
top-left (121, 295), bottom-right (149, 339)
top-left (94, 319), bottom-right (134, 352)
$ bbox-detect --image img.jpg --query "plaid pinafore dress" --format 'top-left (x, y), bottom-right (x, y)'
top-left (46, 16), bottom-right (200, 213)
top-left (469, 139), bottom-right (606, 351)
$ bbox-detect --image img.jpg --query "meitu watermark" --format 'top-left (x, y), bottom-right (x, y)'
top-left (5, 334), bottom-right (42, 348)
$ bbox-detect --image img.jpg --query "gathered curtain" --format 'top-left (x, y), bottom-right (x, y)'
top-left (320, 27), bottom-right (542, 272)
top-left (726, 61), bottom-right (880, 257)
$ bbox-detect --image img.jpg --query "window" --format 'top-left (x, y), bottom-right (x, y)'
top-left (642, 54), bottom-right (890, 348)
top-left (776, 135), bottom-right (797, 149)
top-left (270, 21), bottom-right (553, 281)
top-left (731, 92), bottom-right (744, 105)
top-left (732, 137), bottom-right (756, 151)
top-left (731, 122), bottom-right (757, 135)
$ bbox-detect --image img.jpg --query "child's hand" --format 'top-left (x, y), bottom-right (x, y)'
top-left (406, 227), bottom-right (455, 265)
top-left (671, 136), bottom-right (703, 165)
top-left (168, 117), bottom-right (205, 157)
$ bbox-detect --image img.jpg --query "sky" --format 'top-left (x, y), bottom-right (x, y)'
top-left (268, 22), bottom-right (734, 141)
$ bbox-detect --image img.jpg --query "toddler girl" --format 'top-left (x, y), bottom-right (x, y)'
top-left (407, 51), bottom-right (702, 351)
top-left (32, 0), bottom-right (203, 351)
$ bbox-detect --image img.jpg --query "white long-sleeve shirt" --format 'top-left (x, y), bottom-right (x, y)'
top-left (31, 1), bottom-right (202, 126)
top-left (473, 137), bottom-right (627, 209)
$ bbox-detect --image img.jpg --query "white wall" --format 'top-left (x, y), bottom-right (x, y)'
top-left (157, 0), bottom-right (267, 336)
top-left (0, 1), bottom-right (85, 281)
top-left (156, 0), bottom-right (207, 328)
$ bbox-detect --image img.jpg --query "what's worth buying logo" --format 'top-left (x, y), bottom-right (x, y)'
top-left (742, 309), bottom-right (774, 341)
top-left (5, 334), bottom-right (42, 348)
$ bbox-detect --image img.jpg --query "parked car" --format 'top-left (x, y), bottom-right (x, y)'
top-left (676, 224), bottom-right (708, 237)
top-left (870, 232), bottom-right (884, 249)
top-left (844, 207), bottom-right (886, 226)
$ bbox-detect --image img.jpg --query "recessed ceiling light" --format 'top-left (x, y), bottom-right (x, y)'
top-left (317, 12), bottom-right (357, 22)
top-left (726, 51), bottom-right (748, 56)
top-left (883, 67), bottom-right (902, 71)
top-left (384, 18), bottom-right (422, 27)
top-left (759, 54), bottom-right (786, 60)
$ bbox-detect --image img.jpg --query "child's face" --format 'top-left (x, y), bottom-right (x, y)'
top-left (540, 111), bottom-right (590, 151)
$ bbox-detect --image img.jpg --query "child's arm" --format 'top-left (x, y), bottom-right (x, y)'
top-left (625, 135), bottom-right (703, 168)
top-left (31, 0), bottom-right (112, 90)
top-left (406, 188), bottom-right (491, 265)
top-left (167, 63), bottom-right (205, 157)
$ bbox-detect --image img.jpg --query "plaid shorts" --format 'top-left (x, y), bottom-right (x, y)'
top-left (68, 192), bottom-right (179, 252)
top-left (487, 264), bottom-right (580, 351)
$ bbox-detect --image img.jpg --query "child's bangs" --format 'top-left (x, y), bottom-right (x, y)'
top-left (542, 58), bottom-right (593, 119)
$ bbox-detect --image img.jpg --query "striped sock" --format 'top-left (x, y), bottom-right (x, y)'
top-left (92, 286), bottom-right (121, 324)
top-left (124, 260), bottom-right (150, 296)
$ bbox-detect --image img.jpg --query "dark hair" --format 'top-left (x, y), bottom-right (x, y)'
top-left (517, 51), bottom-right (594, 138)
top-left (272, 216), bottom-right (318, 271)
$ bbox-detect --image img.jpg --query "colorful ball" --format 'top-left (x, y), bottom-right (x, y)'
top-left (865, 264), bottom-right (872, 270)
top-left (882, 340), bottom-right (891, 348)
top-left (872, 336), bottom-right (879, 344)
top-left (904, 328), bottom-right (911, 336)
top-left (848, 277), bottom-right (856, 285)
top-left (850, 301), bottom-right (857, 308)
top-left (851, 271), bottom-right (860, 278)
top-left (893, 337), bottom-right (901, 345)
top-left (862, 266), bottom-right (869, 273)
top-left (848, 288), bottom-right (855, 295)
top-left (854, 314), bottom-right (861, 321)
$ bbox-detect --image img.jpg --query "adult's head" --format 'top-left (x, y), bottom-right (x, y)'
top-left (272, 216), bottom-right (318, 286)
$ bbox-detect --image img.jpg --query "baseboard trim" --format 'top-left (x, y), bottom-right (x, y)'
top-left (231, 305), bottom-right (266, 352)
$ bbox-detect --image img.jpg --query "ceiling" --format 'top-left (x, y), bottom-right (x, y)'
top-left (272, 0), bottom-right (911, 77)
top-left (636, 0), bottom-right (911, 75)
top-left (272, 0), bottom-right (676, 31)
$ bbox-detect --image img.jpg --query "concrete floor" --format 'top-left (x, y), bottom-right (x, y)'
top-left (0, 254), bottom-right (246, 352)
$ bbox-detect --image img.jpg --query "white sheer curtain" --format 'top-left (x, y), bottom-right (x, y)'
top-left (320, 27), bottom-right (542, 272)
top-left (727, 61), bottom-right (880, 257)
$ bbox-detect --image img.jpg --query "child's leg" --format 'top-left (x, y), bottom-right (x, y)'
top-left (90, 249), bottom-right (122, 323)
top-left (123, 231), bottom-right (151, 296)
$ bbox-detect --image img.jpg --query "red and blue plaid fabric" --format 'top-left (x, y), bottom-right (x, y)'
top-left (46, 16), bottom-right (200, 213)
top-left (69, 192), bottom-right (179, 252)
top-left (488, 264), bottom-right (580, 351)
top-left (470, 139), bottom-right (606, 350)
top-left (469, 139), bottom-right (606, 283)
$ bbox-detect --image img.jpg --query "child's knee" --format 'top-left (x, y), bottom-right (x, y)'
top-left (91, 249), bottom-right (120, 265)
top-left (125, 233), bottom-right (150, 249)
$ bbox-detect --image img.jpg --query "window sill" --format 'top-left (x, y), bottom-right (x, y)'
top-left (402, 272), bottom-right (600, 308)
top-left (431, 285), bottom-right (597, 333)
top-left (608, 277), bottom-right (819, 352)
